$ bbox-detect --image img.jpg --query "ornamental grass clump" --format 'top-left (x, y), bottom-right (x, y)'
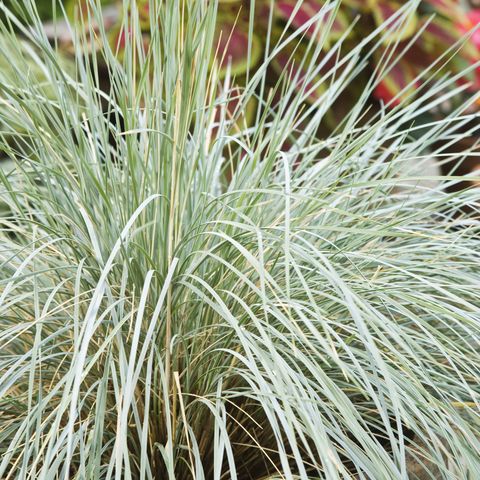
top-left (1, 1), bottom-right (480, 478)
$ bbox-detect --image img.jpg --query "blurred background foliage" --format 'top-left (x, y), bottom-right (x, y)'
top-left (74, 1), bottom-right (480, 105)
top-left (4, 0), bottom-right (480, 116)
top-left (1, 0), bottom-right (480, 181)
top-left (0, 0), bottom-right (62, 21)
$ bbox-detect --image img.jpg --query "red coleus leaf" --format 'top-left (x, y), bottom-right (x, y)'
top-left (416, 15), bottom-right (480, 63)
top-left (419, 16), bottom-right (463, 54)
top-left (423, 0), bottom-right (462, 18)
top-left (412, 14), bottom-right (480, 95)
top-left (458, 9), bottom-right (480, 51)
top-left (369, 0), bottom-right (418, 43)
top-left (275, 0), bottom-right (350, 41)
top-left (455, 10), bottom-right (480, 93)
top-left (214, 18), bottom-right (262, 78)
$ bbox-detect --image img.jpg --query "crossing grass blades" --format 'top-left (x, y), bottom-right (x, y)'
top-left (0, 0), bottom-right (480, 478)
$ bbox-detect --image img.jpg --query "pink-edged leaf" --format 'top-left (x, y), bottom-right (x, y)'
top-left (214, 19), bottom-right (262, 78)
top-left (370, 0), bottom-right (418, 42)
top-left (423, 0), bottom-right (462, 18)
top-left (455, 9), bottom-right (480, 92)
top-left (458, 9), bottom-right (480, 51)
top-left (276, 0), bottom-right (350, 40)
top-left (276, 0), bottom-right (314, 29)
top-left (424, 18), bottom-right (460, 47)
top-left (373, 58), bottom-right (419, 106)
top-left (415, 15), bottom-right (480, 94)
top-left (419, 16), bottom-right (477, 61)
top-left (476, 68), bottom-right (480, 101)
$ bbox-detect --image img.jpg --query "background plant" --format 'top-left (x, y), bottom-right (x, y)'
top-left (61, 0), bottom-right (480, 114)
top-left (1, 1), bottom-right (480, 479)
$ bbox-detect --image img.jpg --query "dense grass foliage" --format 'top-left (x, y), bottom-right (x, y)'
top-left (0, 1), bottom-right (480, 478)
